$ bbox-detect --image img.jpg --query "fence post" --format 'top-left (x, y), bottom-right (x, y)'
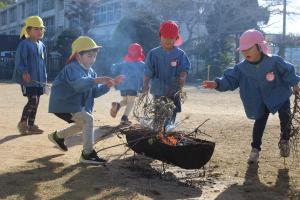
top-left (207, 65), bottom-right (211, 81)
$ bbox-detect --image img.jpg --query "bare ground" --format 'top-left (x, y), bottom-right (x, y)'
top-left (0, 83), bottom-right (299, 200)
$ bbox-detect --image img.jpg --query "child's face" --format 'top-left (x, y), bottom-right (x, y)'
top-left (160, 37), bottom-right (176, 51)
top-left (77, 51), bottom-right (98, 69)
top-left (241, 45), bottom-right (262, 62)
top-left (27, 27), bottom-right (45, 41)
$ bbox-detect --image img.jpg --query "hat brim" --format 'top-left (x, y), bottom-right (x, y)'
top-left (78, 46), bottom-right (102, 53)
top-left (237, 43), bottom-right (254, 51)
top-left (174, 34), bottom-right (183, 46)
top-left (69, 46), bottom-right (102, 60)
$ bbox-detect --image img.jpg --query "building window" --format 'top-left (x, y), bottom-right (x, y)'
top-left (27, 0), bottom-right (38, 16)
top-left (94, 2), bottom-right (121, 25)
top-left (20, 3), bottom-right (26, 19)
top-left (44, 16), bottom-right (55, 36)
top-left (42, 0), bottom-right (55, 12)
top-left (1, 11), bottom-right (7, 25)
top-left (10, 29), bottom-right (16, 35)
top-left (9, 6), bottom-right (17, 23)
top-left (58, 0), bottom-right (64, 11)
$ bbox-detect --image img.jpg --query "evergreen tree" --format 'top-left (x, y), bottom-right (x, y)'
top-left (0, 0), bottom-right (15, 8)
top-left (203, 0), bottom-right (270, 77)
top-left (95, 12), bottom-right (160, 76)
top-left (55, 28), bottom-right (81, 62)
top-left (65, 0), bottom-right (101, 34)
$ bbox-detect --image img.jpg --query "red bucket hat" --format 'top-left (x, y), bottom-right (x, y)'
top-left (124, 43), bottom-right (145, 62)
top-left (159, 20), bottom-right (183, 46)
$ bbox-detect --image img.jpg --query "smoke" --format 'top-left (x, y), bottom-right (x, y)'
top-left (91, 12), bottom-right (160, 76)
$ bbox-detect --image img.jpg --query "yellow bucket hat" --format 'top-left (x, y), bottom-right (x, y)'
top-left (20, 16), bottom-right (45, 38)
top-left (70, 36), bottom-right (102, 57)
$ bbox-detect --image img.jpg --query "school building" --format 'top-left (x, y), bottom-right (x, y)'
top-left (0, 0), bottom-right (153, 41)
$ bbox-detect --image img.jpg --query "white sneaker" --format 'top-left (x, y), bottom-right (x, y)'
top-left (248, 148), bottom-right (259, 164)
top-left (278, 139), bottom-right (290, 158)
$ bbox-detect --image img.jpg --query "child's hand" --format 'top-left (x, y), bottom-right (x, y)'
top-left (22, 72), bottom-right (31, 83)
top-left (114, 75), bottom-right (125, 85)
top-left (178, 72), bottom-right (187, 89)
top-left (201, 81), bottom-right (217, 89)
top-left (178, 77), bottom-right (186, 89)
top-left (95, 77), bottom-right (114, 87)
top-left (293, 85), bottom-right (300, 94)
top-left (141, 85), bottom-right (149, 93)
top-left (105, 80), bottom-right (115, 88)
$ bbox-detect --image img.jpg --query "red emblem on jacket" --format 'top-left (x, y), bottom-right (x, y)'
top-left (170, 59), bottom-right (178, 67)
top-left (266, 72), bottom-right (275, 81)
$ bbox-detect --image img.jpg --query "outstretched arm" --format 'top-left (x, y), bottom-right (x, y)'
top-left (202, 81), bottom-right (218, 89)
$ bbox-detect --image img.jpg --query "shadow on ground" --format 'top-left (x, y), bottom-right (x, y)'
top-left (0, 153), bottom-right (204, 200)
top-left (215, 163), bottom-right (291, 200)
top-left (0, 134), bottom-right (23, 145)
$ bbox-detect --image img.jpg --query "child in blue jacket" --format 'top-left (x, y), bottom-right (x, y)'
top-left (202, 29), bottom-right (300, 163)
top-left (110, 43), bottom-right (145, 124)
top-left (13, 16), bottom-right (47, 135)
top-left (142, 20), bottom-right (191, 127)
top-left (48, 36), bottom-right (123, 165)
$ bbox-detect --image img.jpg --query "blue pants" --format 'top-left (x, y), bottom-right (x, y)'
top-left (251, 100), bottom-right (291, 151)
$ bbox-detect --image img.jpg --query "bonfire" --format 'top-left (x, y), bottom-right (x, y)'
top-left (117, 92), bottom-right (215, 169)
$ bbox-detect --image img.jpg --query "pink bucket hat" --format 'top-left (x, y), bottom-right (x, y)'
top-left (238, 29), bottom-right (270, 55)
top-left (124, 43), bottom-right (145, 62)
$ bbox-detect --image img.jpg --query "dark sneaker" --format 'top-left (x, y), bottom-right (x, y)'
top-left (120, 115), bottom-right (132, 125)
top-left (27, 124), bottom-right (44, 134)
top-left (48, 131), bottom-right (68, 151)
top-left (110, 102), bottom-right (120, 118)
top-left (18, 121), bottom-right (29, 135)
top-left (278, 139), bottom-right (290, 158)
top-left (80, 150), bottom-right (107, 165)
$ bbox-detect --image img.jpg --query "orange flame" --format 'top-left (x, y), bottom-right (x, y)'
top-left (158, 132), bottom-right (178, 146)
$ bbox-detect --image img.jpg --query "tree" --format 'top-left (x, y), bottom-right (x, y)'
top-left (206, 0), bottom-right (269, 36)
top-left (110, 12), bottom-right (160, 63)
top-left (205, 0), bottom-right (270, 67)
top-left (261, 0), bottom-right (300, 58)
top-left (0, 0), bottom-right (15, 8)
top-left (140, 0), bottom-right (213, 50)
top-left (55, 28), bottom-right (81, 62)
top-left (65, 0), bottom-right (102, 34)
top-left (95, 12), bottom-right (160, 76)
top-left (269, 34), bottom-right (300, 48)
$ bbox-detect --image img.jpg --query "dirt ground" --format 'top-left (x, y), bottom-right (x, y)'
top-left (0, 82), bottom-right (299, 200)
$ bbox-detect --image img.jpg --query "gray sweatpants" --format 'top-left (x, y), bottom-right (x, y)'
top-left (56, 108), bottom-right (94, 154)
top-left (119, 96), bottom-right (136, 116)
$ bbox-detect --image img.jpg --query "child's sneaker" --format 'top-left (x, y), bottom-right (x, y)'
top-left (110, 102), bottom-right (120, 118)
top-left (248, 148), bottom-right (259, 164)
top-left (48, 131), bottom-right (68, 151)
top-left (278, 139), bottom-right (290, 158)
top-left (17, 121), bottom-right (28, 135)
top-left (79, 150), bottom-right (107, 165)
top-left (120, 115), bottom-right (132, 125)
top-left (27, 125), bottom-right (44, 134)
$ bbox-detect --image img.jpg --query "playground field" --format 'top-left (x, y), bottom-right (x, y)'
top-left (0, 83), bottom-right (299, 200)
